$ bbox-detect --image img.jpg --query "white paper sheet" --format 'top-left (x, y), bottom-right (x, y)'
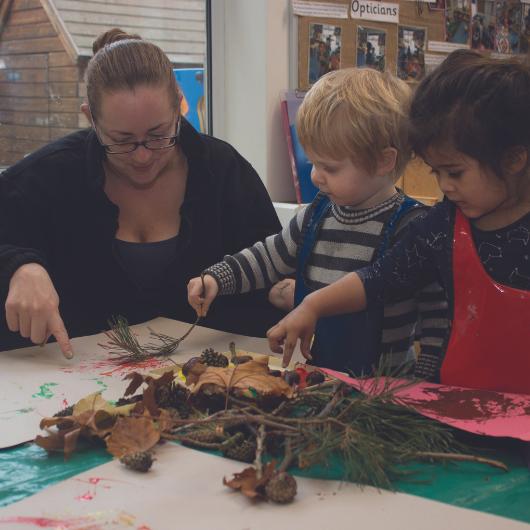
top-left (0, 443), bottom-right (526, 530)
top-left (0, 318), bottom-right (291, 449)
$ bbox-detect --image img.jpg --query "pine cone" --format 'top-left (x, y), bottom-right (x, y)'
top-left (222, 438), bottom-right (256, 463)
top-left (182, 429), bottom-right (225, 448)
top-left (114, 395), bottom-right (143, 407)
top-left (53, 405), bottom-right (74, 418)
top-left (201, 348), bottom-right (229, 367)
top-left (265, 472), bottom-right (297, 503)
top-left (155, 383), bottom-right (191, 413)
top-left (120, 452), bottom-right (154, 472)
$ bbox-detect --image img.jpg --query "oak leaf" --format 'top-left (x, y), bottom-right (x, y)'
top-left (223, 462), bottom-right (276, 499)
top-left (187, 359), bottom-right (293, 398)
top-left (106, 416), bottom-right (161, 458)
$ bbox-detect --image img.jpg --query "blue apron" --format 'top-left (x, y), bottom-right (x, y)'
top-left (294, 194), bottom-right (420, 374)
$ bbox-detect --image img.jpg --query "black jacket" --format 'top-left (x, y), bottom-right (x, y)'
top-left (0, 119), bottom-right (284, 349)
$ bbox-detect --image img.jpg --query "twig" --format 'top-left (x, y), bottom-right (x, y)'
top-left (225, 354), bottom-right (241, 412)
top-left (278, 438), bottom-right (294, 473)
top-left (413, 451), bottom-right (508, 471)
top-left (316, 383), bottom-right (345, 418)
top-left (255, 425), bottom-right (265, 479)
top-left (161, 433), bottom-right (222, 450)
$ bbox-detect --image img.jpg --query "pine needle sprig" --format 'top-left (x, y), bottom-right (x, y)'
top-left (100, 316), bottom-right (197, 364)
top-left (100, 316), bottom-right (149, 362)
top-left (164, 383), bottom-right (507, 489)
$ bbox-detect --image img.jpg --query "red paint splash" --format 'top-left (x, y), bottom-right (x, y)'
top-left (60, 357), bottom-right (168, 377)
top-left (73, 477), bottom-right (110, 502)
top-left (0, 516), bottom-right (95, 528)
top-left (75, 491), bottom-right (95, 501)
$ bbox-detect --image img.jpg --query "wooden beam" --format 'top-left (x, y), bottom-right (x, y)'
top-left (41, 0), bottom-right (78, 63)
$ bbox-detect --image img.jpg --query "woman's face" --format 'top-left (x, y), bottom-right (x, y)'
top-left (95, 84), bottom-right (179, 190)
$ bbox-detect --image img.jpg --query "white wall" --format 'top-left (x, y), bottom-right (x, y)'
top-left (210, 0), bottom-right (297, 203)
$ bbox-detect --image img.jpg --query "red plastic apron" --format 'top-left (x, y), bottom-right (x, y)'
top-left (440, 209), bottom-right (530, 393)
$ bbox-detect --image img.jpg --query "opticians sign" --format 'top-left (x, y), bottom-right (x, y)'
top-left (350, 0), bottom-right (399, 23)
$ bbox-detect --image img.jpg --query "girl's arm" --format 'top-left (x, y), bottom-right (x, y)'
top-left (268, 201), bottom-right (452, 367)
top-left (267, 271), bottom-right (367, 367)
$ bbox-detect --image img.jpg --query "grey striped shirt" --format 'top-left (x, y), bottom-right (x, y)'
top-left (207, 192), bottom-right (447, 371)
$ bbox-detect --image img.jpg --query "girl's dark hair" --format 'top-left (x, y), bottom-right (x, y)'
top-left (409, 50), bottom-right (530, 176)
top-left (86, 28), bottom-right (180, 119)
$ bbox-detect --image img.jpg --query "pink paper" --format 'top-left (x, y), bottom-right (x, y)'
top-left (320, 368), bottom-right (530, 441)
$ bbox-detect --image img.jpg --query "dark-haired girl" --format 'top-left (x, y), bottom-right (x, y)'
top-left (0, 29), bottom-right (283, 356)
top-left (270, 50), bottom-right (530, 394)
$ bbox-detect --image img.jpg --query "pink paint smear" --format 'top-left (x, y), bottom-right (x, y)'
top-left (0, 516), bottom-right (99, 529)
top-left (321, 368), bottom-right (530, 441)
top-left (0, 511), bottom-right (146, 529)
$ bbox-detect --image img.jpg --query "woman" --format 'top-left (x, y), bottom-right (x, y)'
top-left (0, 29), bottom-right (283, 357)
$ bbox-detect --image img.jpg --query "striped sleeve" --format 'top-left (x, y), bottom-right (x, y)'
top-left (414, 281), bottom-right (450, 381)
top-left (206, 206), bottom-right (307, 295)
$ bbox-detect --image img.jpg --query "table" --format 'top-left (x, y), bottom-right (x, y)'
top-left (0, 320), bottom-right (529, 528)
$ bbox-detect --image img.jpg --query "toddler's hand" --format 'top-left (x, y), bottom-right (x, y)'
top-left (267, 301), bottom-right (318, 367)
top-left (187, 274), bottom-right (219, 317)
top-left (268, 279), bottom-right (295, 311)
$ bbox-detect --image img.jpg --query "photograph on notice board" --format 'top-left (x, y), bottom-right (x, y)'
top-left (428, 0), bottom-right (446, 11)
top-left (521, 2), bottom-right (530, 53)
top-left (356, 26), bottom-right (386, 72)
top-left (308, 23), bottom-right (342, 85)
top-left (397, 26), bottom-right (426, 81)
top-left (445, 0), bottom-right (471, 44)
top-left (471, 0), bottom-right (496, 50)
top-left (495, 0), bottom-right (522, 54)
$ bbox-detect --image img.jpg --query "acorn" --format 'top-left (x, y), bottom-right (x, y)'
top-left (120, 451), bottom-right (154, 472)
top-left (265, 472), bottom-right (297, 503)
top-left (306, 371), bottom-right (325, 386)
top-left (232, 355), bottom-right (253, 365)
top-left (181, 356), bottom-right (204, 376)
top-left (283, 370), bottom-right (300, 386)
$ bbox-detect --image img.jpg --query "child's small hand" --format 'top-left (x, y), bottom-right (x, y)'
top-left (268, 279), bottom-right (295, 311)
top-left (267, 302), bottom-right (318, 368)
top-left (187, 274), bottom-right (219, 317)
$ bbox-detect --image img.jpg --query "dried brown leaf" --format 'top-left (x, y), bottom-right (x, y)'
top-left (189, 360), bottom-right (293, 398)
top-left (223, 462), bottom-right (276, 499)
top-left (106, 416), bottom-right (160, 458)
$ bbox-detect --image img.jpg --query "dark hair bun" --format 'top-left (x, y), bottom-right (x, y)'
top-left (92, 28), bottom-right (142, 54)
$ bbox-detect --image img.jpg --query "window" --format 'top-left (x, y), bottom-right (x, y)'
top-left (0, 0), bottom-right (208, 168)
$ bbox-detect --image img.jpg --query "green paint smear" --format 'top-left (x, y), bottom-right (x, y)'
top-left (0, 441), bottom-right (528, 522)
top-left (31, 383), bottom-right (59, 399)
top-left (95, 379), bottom-right (108, 392)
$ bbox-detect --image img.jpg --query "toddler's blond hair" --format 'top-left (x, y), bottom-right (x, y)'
top-left (297, 68), bottom-right (412, 180)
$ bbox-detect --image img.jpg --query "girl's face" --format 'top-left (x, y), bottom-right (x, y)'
top-left (95, 85), bottom-right (179, 190)
top-left (425, 145), bottom-right (510, 220)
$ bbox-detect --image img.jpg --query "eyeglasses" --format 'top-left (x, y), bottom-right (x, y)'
top-left (94, 116), bottom-right (181, 155)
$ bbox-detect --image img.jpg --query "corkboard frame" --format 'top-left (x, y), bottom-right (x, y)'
top-left (297, 0), bottom-right (447, 90)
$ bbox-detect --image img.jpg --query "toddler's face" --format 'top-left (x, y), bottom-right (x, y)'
top-left (306, 150), bottom-right (393, 208)
top-left (424, 145), bottom-right (508, 220)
